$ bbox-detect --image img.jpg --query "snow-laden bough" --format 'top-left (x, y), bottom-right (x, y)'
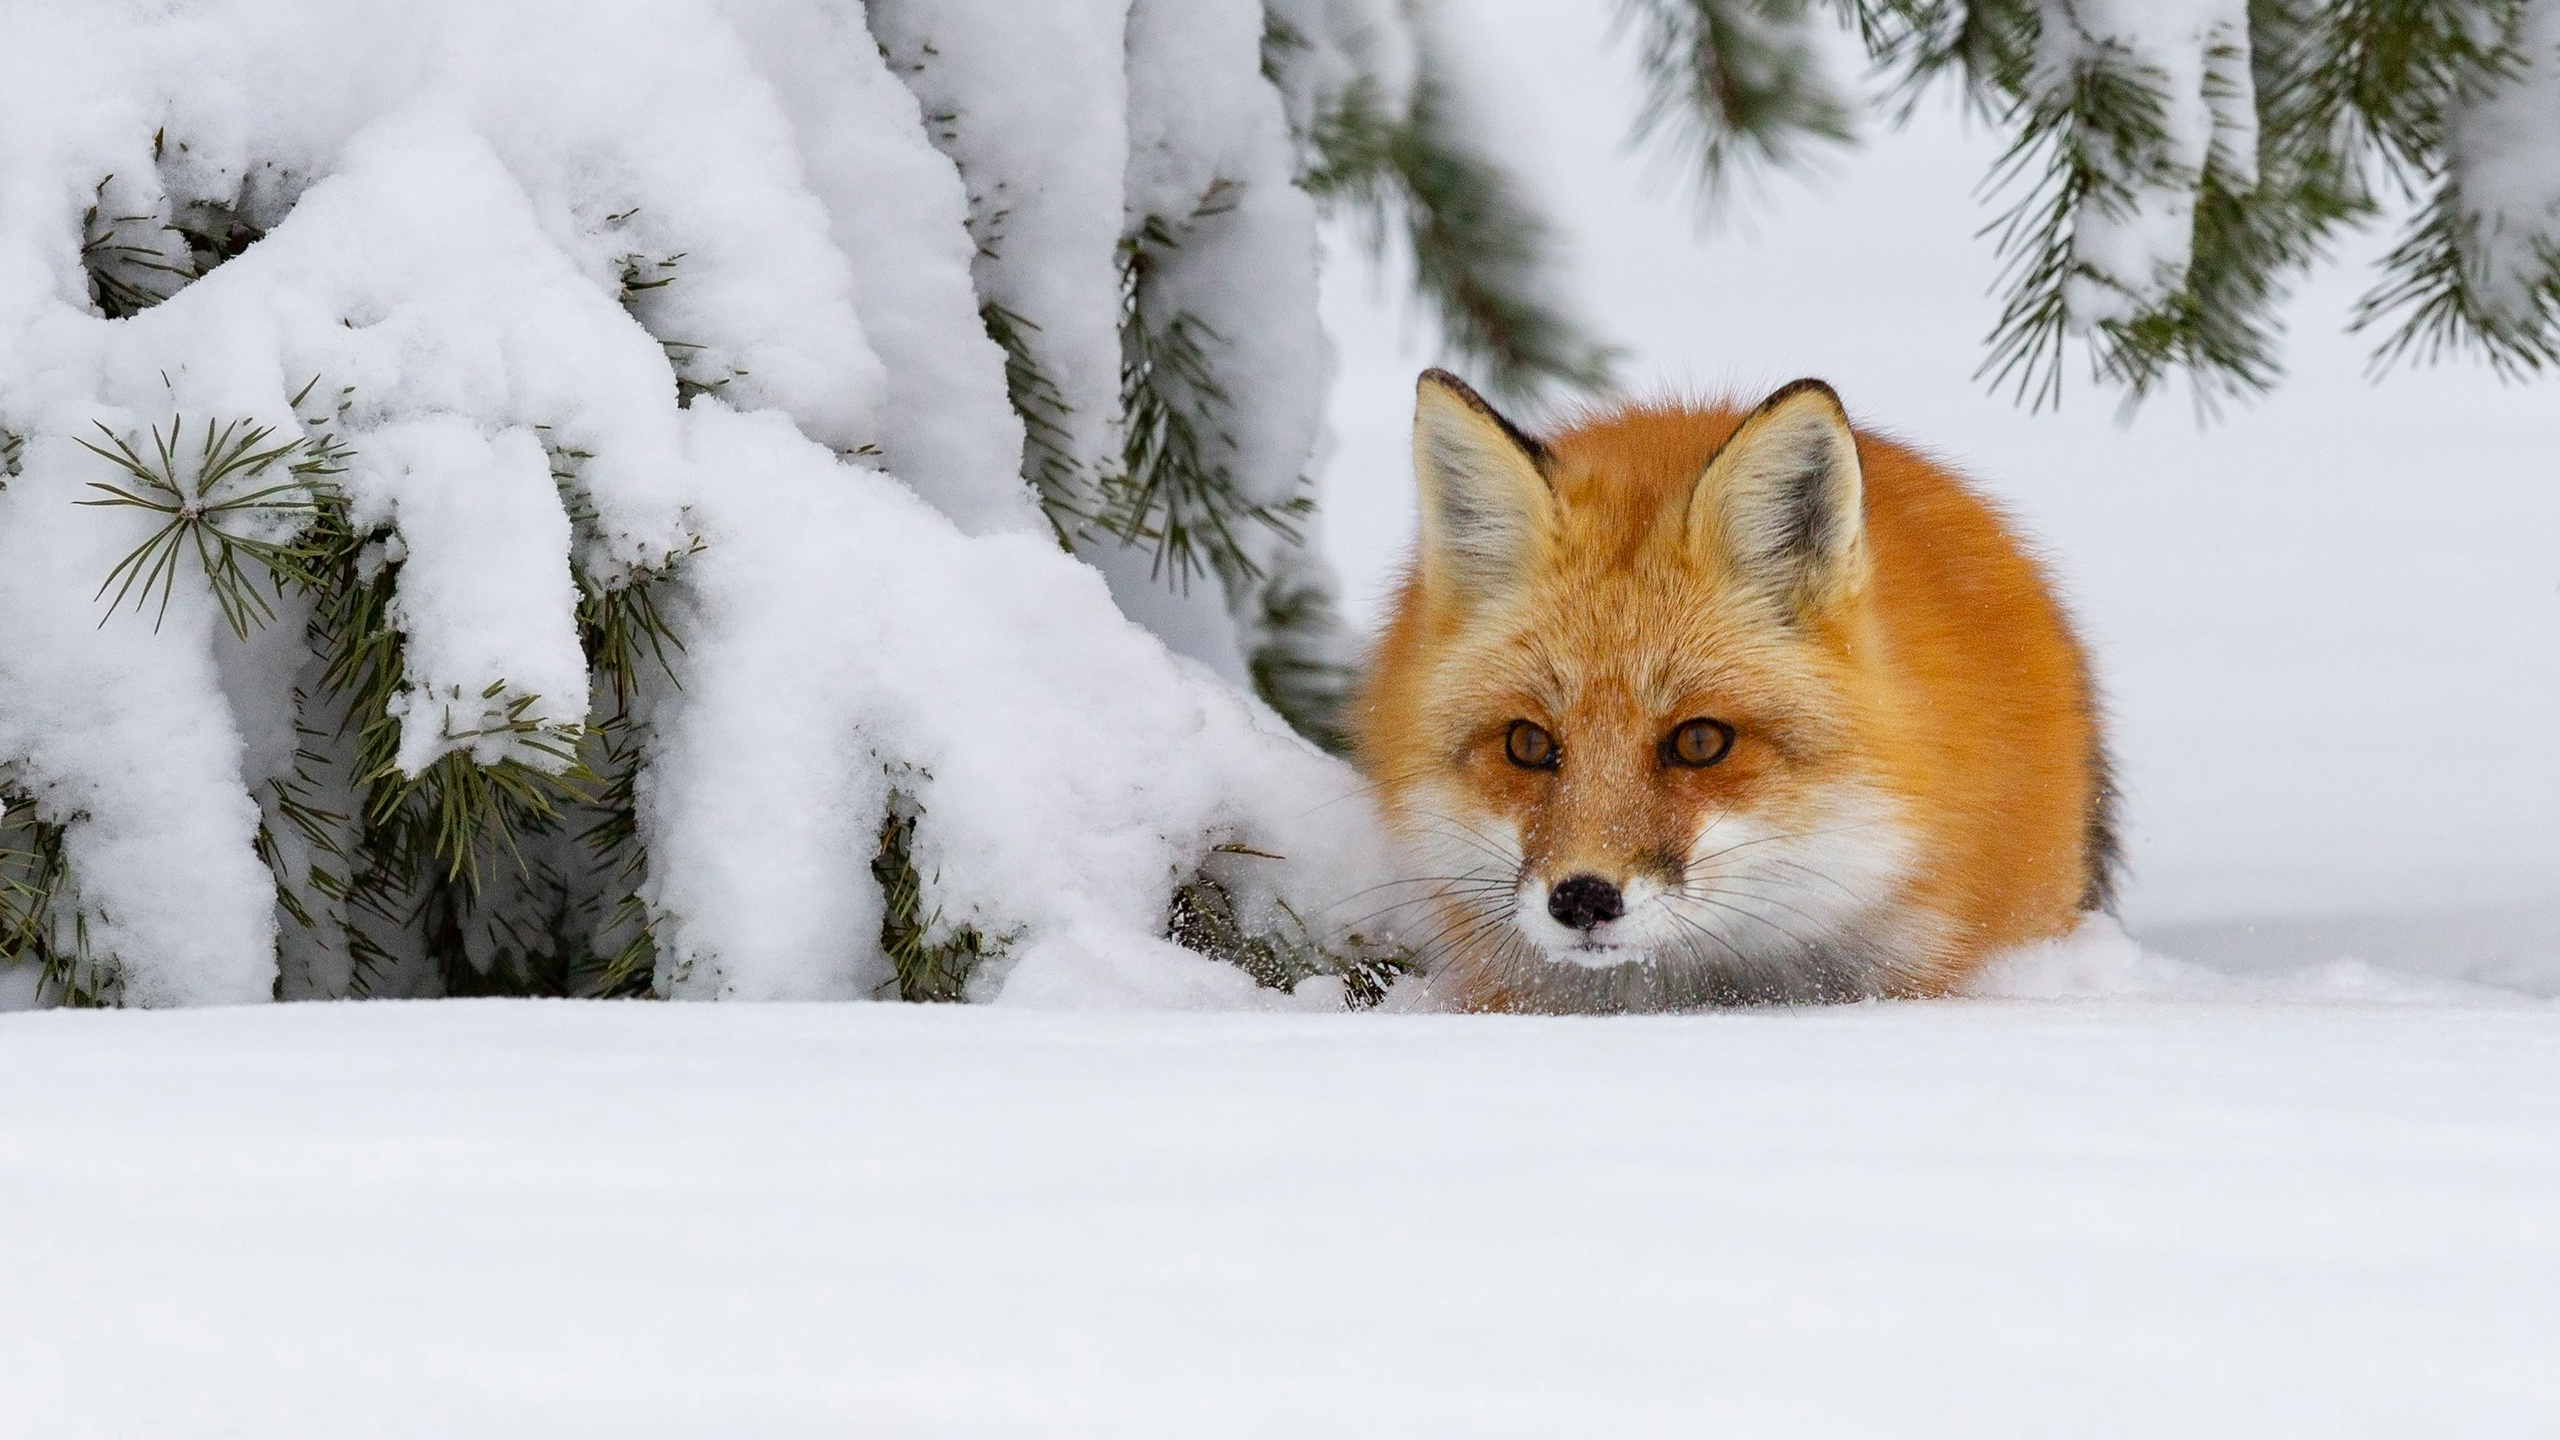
top-left (0, 0), bottom-right (1415, 1008)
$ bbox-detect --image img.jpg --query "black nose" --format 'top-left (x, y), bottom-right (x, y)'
top-left (1547, 874), bottom-right (1624, 931)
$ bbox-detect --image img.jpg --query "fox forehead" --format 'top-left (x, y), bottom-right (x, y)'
top-left (1542, 402), bottom-right (1757, 554)
top-left (1416, 546), bottom-right (1846, 755)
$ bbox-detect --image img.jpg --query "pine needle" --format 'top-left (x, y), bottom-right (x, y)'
top-left (78, 415), bottom-right (329, 639)
top-left (1307, 64), bottom-right (1620, 405)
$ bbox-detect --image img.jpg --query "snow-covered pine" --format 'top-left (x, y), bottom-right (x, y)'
top-left (866, 0), bottom-right (1132, 539)
top-left (0, 0), bottom-right (1439, 1008)
top-left (1110, 0), bottom-right (1333, 692)
top-left (2362, 0), bottom-right (2560, 374)
top-left (2029, 0), bottom-right (2260, 330)
top-left (1786, 2), bottom-right (2560, 402)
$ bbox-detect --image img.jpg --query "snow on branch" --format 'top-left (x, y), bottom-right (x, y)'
top-left (2359, 0), bottom-right (2560, 375)
top-left (0, 0), bottom-right (1405, 1009)
top-left (1834, 0), bottom-right (2560, 404)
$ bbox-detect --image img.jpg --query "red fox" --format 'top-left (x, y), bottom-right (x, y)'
top-left (1355, 371), bottom-right (2117, 1011)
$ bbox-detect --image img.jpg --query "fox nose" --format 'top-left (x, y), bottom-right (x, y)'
top-left (1546, 874), bottom-right (1625, 931)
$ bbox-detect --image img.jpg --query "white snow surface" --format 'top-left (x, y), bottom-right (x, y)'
top-left (3, 927), bottom-right (2555, 1437)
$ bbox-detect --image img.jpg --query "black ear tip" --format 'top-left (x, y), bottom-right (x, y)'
top-left (1418, 367), bottom-right (1476, 400)
top-left (1760, 376), bottom-right (1846, 414)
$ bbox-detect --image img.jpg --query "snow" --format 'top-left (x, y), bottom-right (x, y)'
top-left (867, 0), bottom-right (1132, 498)
top-left (2451, 0), bottom-right (2560, 324)
top-left (0, 0), bottom-right (1383, 1006)
top-left (3, 963), bottom-right (2555, 1436)
top-left (2030, 0), bottom-right (2258, 328)
top-left (0, 2), bottom-right (2553, 1420)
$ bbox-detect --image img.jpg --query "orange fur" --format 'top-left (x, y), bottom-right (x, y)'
top-left (1355, 372), bottom-right (2112, 1012)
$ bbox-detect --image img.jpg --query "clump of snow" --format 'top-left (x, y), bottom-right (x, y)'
top-left (1971, 916), bottom-right (2556, 1008)
top-left (1117, 0), bottom-right (1337, 677)
top-left (0, 0), bottom-right (1395, 1007)
top-left (637, 406), bottom-right (1394, 1002)
top-left (2449, 0), bottom-right (2560, 324)
top-left (867, 0), bottom-right (1134, 504)
top-left (715, 0), bottom-right (1042, 540)
top-left (2032, 0), bottom-right (2257, 328)
top-left (0, 507), bottom-right (277, 1006)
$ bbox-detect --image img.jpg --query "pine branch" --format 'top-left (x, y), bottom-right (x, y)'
top-left (2348, 0), bottom-right (2558, 376)
top-left (253, 415), bottom-right (595, 993)
top-left (0, 792), bottom-right (114, 1006)
top-left (1855, 0), bottom-right (2554, 406)
top-left (573, 714), bottom-right (662, 997)
top-left (77, 414), bottom-right (330, 639)
top-left (1615, 0), bottom-right (1859, 198)
top-left (1308, 67), bottom-right (1619, 405)
top-left (2034, 1), bottom-right (2380, 411)
top-left (78, 173), bottom-right (266, 320)
top-left (2303, 0), bottom-right (2528, 174)
top-left (1167, 853), bottom-right (1413, 1008)
top-left (1247, 563), bottom-right (1356, 755)
top-left (2357, 182), bottom-right (2560, 375)
top-left (1111, 181), bottom-right (1309, 592)
top-left (873, 789), bottom-right (996, 1002)
top-left (1974, 38), bottom-right (2190, 411)
top-left (980, 299), bottom-right (1093, 546)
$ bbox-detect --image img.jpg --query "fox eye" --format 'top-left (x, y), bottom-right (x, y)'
top-left (1504, 720), bottom-right (1559, 769)
top-left (1665, 718), bottom-right (1735, 768)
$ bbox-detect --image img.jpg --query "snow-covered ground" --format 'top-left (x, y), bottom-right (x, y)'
top-left (4, 4), bottom-right (2554, 1432)
top-left (4, 962), bottom-right (2555, 1439)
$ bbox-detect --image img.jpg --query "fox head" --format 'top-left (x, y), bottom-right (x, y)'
top-left (1356, 370), bottom-right (1927, 1011)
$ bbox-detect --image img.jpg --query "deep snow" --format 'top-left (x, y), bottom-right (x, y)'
top-left (3, 985), bottom-right (2554, 1439)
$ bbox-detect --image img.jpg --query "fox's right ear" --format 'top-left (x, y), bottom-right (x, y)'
top-left (1412, 369), bottom-right (1555, 611)
top-left (1687, 378), bottom-right (1867, 616)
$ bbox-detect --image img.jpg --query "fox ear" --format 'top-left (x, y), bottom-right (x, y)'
top-left (1412, 369), bottom-right (1555, 609)
top-left (1688, 379), bottom-right (1866, 613)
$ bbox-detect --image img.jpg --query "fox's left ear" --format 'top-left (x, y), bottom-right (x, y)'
top-left (1687, 378), bottom-right (1867, 614)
